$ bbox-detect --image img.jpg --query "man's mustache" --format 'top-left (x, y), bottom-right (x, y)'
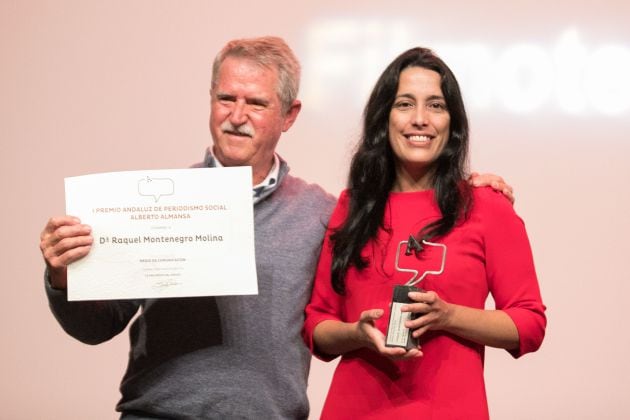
top-left (220, 121), bottom-right (255, 137)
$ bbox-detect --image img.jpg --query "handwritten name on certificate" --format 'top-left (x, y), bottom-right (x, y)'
top-left (64, 167), bottom-right (257, 301)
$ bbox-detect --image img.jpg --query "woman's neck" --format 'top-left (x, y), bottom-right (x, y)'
top-left (392, 166), bottom-right (435, 192)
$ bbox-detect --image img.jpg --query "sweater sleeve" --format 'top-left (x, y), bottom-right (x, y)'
top-left (45, 270), bottom-right (141, 345)
top-left (478, 188), bottom-right (547, 358)
top-left (302, 192), bottom-right (349, 361)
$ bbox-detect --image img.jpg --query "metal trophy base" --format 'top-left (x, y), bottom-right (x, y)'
top-left (385, 285), bottom-right (422, 350)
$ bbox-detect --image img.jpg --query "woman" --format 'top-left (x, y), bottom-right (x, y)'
top-left (303, 47), bottom-right (546, 419)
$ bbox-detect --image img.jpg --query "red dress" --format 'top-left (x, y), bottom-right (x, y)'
top-left (303, 187), bottom-right (546, 419)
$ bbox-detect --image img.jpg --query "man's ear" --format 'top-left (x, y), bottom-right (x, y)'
top-left (282, 100), bottom-right (302, 132)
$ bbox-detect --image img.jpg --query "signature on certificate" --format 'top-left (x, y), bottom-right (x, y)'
top-left (153, 279), bottom-right (183, 290)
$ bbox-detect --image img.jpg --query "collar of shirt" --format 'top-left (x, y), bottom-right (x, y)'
top-left (213, 154), bottom-right (280, 204)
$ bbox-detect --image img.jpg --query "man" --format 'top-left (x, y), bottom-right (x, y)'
top-left (40, 37), bottom-right (513, 419)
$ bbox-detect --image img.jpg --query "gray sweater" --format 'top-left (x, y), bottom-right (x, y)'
top-left (46, 154), bottom-right (336, 419)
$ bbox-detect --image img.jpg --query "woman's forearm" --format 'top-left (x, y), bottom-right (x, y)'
top-left (443, 305), bottom-right (519, 350)
top-left (313, 319), bottom-right (365, 356)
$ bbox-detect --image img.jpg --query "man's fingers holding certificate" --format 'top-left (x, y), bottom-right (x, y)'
top-left (40, 216), bottom-right (93, 287)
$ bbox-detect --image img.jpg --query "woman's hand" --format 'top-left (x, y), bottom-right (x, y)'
top-left (356, 309), bottom-right (422, 360)
top-left (402, 291), bottom-right (453, 339)
top-left (312, 309), bottom-right (423, 360)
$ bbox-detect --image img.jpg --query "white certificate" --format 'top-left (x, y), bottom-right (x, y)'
top-left (64, 167), bottom-right (257, 301)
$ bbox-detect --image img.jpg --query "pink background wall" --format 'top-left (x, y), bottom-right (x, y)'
top-left (2, 1), bottom-right (629, 418)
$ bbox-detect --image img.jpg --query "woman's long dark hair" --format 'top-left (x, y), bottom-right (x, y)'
top-left (330, 47), bottom-right (471, 295)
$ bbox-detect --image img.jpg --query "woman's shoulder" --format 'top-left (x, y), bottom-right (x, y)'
top-left (466, 187), bottom-right (529, 249)
top-left (470, 186), bottom-right (517, 219)
top-left (334, 188), bottom-right (357, 210)
top-left (326, 189), bottom-right (352, 227)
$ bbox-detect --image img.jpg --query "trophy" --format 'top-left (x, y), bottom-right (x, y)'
top-left (385, 235), bottom-right (447, 350)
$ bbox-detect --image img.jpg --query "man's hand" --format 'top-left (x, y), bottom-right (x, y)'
top-left (469, 172), bottom-right (515, 204)
top-left (39, 216), bottom-right (93, 289)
